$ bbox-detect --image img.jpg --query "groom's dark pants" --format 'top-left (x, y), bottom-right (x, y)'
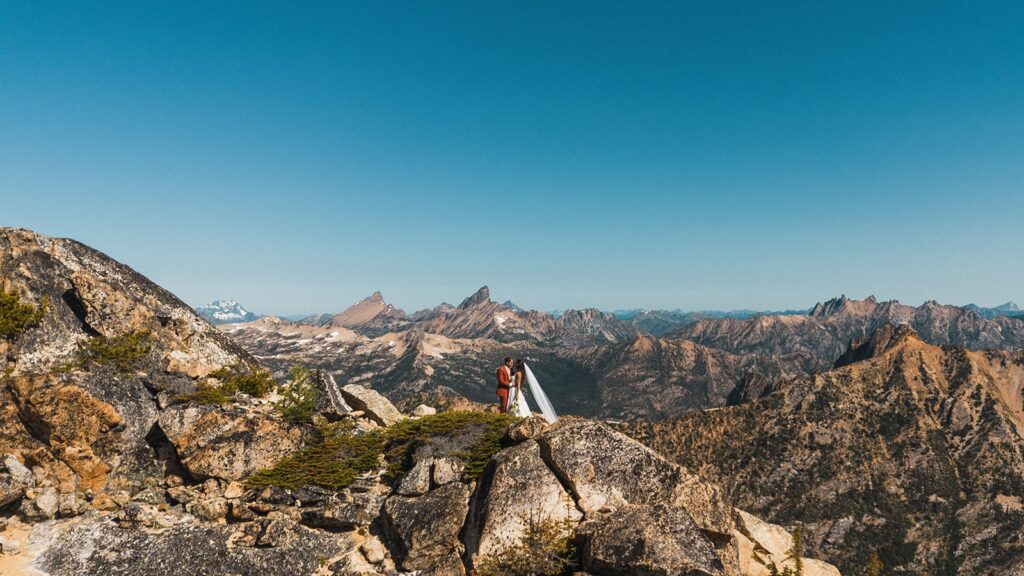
top-left (496, 386), bottom-right (509, 413)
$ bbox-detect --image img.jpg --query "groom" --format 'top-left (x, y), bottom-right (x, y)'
top-left (496, 357), bottom-right (513, 413)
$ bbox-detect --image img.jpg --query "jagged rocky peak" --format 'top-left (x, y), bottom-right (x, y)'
top-left (324, 290), bottom-right (409, 337)
top-left (833, 322), bottom-right (919, 368)
top-left (459, 285), bottom-right (491, 309)
top-left (810, 294), bottom-right (879, 317)
top-left (964, 301), bottom-right (1022, 319)
top-left (502, 299), bottom-right (524, 313)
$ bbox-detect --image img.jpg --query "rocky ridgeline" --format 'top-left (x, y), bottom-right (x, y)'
top-left (0, 228), bottom-right (840, 575)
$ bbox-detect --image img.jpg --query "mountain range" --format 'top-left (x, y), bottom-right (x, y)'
top-left (619, 324), bottom-right (1024, 575)
top-left (0, 226), bottom-right (845, 576)
top-left (6, 227), bottom-right (1024, 573)
top-left (221, 290), bottom-right (1024, 421)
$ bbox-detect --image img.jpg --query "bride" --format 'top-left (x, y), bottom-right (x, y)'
top-left (507, 359), bottom-right (558, 423)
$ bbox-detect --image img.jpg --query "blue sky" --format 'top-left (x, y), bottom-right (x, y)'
top-left (2, 2), bottom-right (1022, 314)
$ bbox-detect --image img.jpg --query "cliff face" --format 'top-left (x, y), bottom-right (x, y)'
top-left (620, 327), bottom-right (1024, 575)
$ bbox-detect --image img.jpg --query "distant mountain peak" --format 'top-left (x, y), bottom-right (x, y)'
top-left (325, 291), bottom-right (408, 336)
top-left (810, 295), bottom-right (848, 317)
top-left (964, 301), bottom-right (1021, 319)
top-left (459, 286), bottom-right (491, 309)
top-left (810, 295), bottom-right (880, 318)
top-left (196, 300), bottom-right (261, 324)
top-left (502, 300), bottom-right (524, 313)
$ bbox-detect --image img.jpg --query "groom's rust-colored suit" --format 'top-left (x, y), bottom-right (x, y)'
top-left (496, 364), bottom-right (511, 413)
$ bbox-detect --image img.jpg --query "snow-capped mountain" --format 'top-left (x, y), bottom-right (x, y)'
top-left (196, 299), bottom-right (262, 324)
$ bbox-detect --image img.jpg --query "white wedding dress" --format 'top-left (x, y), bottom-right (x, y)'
top-left (507, 363), bottom-right (558, 423)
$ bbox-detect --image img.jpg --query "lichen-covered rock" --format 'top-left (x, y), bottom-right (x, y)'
top-left (31, 514), bottom-right (354, 576)
top-left (6, 373), bottom-right (122, 493)
top-left (538, 419), bottom-right (733, 538)
top-left (360, 534), bottom-right (387, 564)
top-left (20, 486), bottom-right (59, 520)
top-left (3, 454), bottom-right (35, 486)
top-left (580, 504), bottom-right (725, 576)
top-left (157, 404), bottom-right (304, 481)
top-left (505, 414), bottom-right (550, 442)
top-left (188, 496), bottom-right (228, 522)
top-left (0, 473), bottom-right (26, 508)
top-left (383, 482), bottom-right (470, 575)
top-left (339, 384), bottom-right (404, 426)
top-left (465, 439), bottom-right (582, 566)
top-left (432, 457), bottom-right (464, 486)
top-left (310, 370), bottom-right (352, 421)
top-left (412, 404), bottom-right (437, 417)
top-left (300, 500), bottom-right (376, 530)
top-left (397, 457), bottom-right (433, 496)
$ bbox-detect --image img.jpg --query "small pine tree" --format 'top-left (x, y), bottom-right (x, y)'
top-left (0, 290), bottom-right (48, 340)
top-left (865, 551), bottom-right (884, 576)
top-left (767, 523), bottom-right (805, 576)
top-left (791, 523), bottom-right (804, 575)
top-left (276, 365), bottom-right (320, 423)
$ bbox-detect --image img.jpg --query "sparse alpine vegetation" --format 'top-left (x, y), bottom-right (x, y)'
top-left (244, 411), bottom-right (517, 491)
top-left (473, 513), bottom-right (578, 576)
top-left (76, 330), bottom-right (153, 373)
top-left (176, 362), bottom-right (275, 405)
top-left (0, 288), bottom-right (49, 340)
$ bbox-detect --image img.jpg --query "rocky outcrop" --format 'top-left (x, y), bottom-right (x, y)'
top-left (339, 384), bottom-right (404, 426)
top-left (463, 418), bottom-right (838, 576)
top-left (310, 370), bottom-right (352, 421)
top-left (465, 439), bottom-right (582, 564)
top-left (580, 504), bottom-right (725, 576)
top-left (735, 509), bottom-right (841, 576)
top-left (538, 419), bottom-right (733, 539)
top-left (157, 403), bottom-right (305, 481)
top-left (384, 482), bottom-right (470, 575)
top-left (0, 227), bottom-right (251, 516)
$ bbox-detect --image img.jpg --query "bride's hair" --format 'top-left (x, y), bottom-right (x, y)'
top-left (514, 359), bottom-right (525, 373)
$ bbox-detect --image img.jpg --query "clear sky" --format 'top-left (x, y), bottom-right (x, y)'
top-left (2, 2), bottom-right (1022, 315)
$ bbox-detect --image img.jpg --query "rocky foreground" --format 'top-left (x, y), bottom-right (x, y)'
top-left (0, 227), bottom-right (839, 575)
